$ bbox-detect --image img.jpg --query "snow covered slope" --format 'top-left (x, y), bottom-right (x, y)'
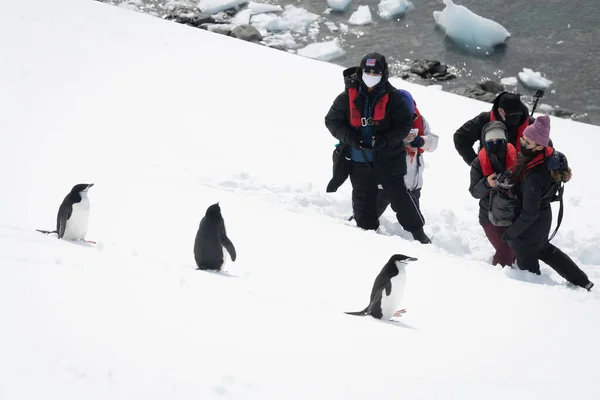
top-left (1, 0), bottom-right (599, 398)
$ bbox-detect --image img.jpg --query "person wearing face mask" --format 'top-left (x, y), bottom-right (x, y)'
top-left (499, 115), bottom-right (594, 291)
top-left (469, 121), bottom-right (517, 267)
top-left (454, 92), bottom-right (536, 166)
top-left (324, 52), bottom-right (431, 244)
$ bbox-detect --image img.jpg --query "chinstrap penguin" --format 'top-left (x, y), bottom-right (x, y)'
top-left (194, 203), bottom-right (237, 271)
top-left (37, 183), bottom-right (94, 242)
top-left (345, 254), bottom-right (417, 320)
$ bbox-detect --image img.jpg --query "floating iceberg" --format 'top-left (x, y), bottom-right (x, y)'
top-left (247, 1), bottom-right (283, 14)
top-left (518, 68), bottom-right (553, 89)
top-left (250, 5), bottom-right (319, 34)
top-left (433, 0), bottom-right (510, 52)
top-left (378, 0), bottom-right (412, 20)
top-left (197, 0), bottom-right (248, 14)
top-left (297, 40), bottom-right (346, 61)
top-left (348, 5), bottom-right (372, 25)
top-left (500, 76), bottom-right (518, 86)
top-left (328, 0), bottom-right (351, 12)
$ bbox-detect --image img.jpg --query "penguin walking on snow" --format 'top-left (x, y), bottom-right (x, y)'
top-left (194, 203), bottom-right (236, 271)
top-left (345, 254), bottom-right (417, 320)
top-left (37, 183), bottom-right (95, 242)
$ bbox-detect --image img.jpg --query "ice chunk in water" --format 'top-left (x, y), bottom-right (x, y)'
top-left (197, 0), bottom-right (248, 14)
top-left (500, 77), bottom-right (518, 86)
top-left (348, 5), bottom-right (372, 25)
top-left (328, 0), bottom-right (351, 12)
top-left (518, 68), bottom-right (553, 89)
top-left (247, 2), bottom-right (283, 14)
top-left (378, 0), bottom-right (412, 20)
top-left (297, 40), bottom-right (346, 61)
top-left (433, 0), bottom-right (510, 52)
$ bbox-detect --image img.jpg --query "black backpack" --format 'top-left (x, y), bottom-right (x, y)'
top-left (488, 151), bottom-right (570, 240)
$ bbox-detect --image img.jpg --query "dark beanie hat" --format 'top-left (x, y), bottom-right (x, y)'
top-left (498, 93), bottom-right (524, 114)
top-left (360, 52), bottom-right (388, 76)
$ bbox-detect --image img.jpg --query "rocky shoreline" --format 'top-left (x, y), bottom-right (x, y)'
top-left (96, 0), bottom-right (582, 120)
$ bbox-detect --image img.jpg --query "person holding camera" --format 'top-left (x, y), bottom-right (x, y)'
top-left (500, 115), bottom-right (594, 291)
top-left (324, 52), bottom-right (430, 244)
top-left (454, 92), bottom-right (536, 166)
top-left (469, 121), bottom-right (517, 267)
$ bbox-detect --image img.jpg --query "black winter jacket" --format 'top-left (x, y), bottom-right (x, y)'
top-left (469, 157), bottom-right (494, 224)
top-left (503, 158), bottom-right (558, 243)
top-left (454, 92), bottom-right (536, 165)
top-left (324, 67), bottom-right (414, 175)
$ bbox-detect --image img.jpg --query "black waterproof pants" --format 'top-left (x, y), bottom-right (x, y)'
top-left (375, 188), bottom-right (421, 219)
top-left (350, 161), bottom-right (424, 233)
top-left (507, 211), bottom-right (592, 289)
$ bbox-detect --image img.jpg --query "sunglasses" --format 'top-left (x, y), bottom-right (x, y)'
top-left (486, 139), bottom-right (506, 147)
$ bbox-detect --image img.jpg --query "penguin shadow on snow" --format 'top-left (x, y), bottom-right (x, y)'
top-left (36, 183), bottom-right (97, 245)
top-left (345, 254), bottom-right (420, 330)
top-left (193, 202), bottom-right (238, 275)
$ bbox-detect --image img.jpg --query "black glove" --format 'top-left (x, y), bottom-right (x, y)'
top-left (409, 136), bottom-right (425, 148)
top-left (371, 136), bottom-right (387, 151)
top-left (347, 133), bottom-right (371, 150)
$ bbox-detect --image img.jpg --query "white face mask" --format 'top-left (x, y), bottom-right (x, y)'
top-left (362, 74), bottom-right (382, 88)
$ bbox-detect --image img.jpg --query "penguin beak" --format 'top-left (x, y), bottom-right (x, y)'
top-left (404, 257), bottom-right (418, 263)
top-left (84, 183), bottom-right (94, 191)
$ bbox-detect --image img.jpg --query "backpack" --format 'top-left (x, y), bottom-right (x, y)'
top-left (488, 151), bottom-right (570, 240)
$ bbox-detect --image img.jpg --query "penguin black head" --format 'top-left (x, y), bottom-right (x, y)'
top-left (205, 202), bottom-right (222, 219)
top-left (385, 254), bottom-right (418, 274)
top-left (70, 183), bottom-right (94, 194)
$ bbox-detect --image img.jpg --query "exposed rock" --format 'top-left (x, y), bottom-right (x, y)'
top-left (409, 60), bottom-right (456, 81)
top-left (164, 12), bottom-right (216, 27)
top-left (199, 23), bottom-right (236, 36)
top-left (231, 25), bottom-right (263, 42)
top-left (478, 80), bottom-right (504, 94)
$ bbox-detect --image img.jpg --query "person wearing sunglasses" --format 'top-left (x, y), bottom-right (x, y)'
top-left (469, 121), bottom-right (517, 267)
top-left (324, 52), bottom-right (431, 244)
top-left (454, 92), bottom-right (536, 166)
top-left (500, 115), bottom-right (594, 291)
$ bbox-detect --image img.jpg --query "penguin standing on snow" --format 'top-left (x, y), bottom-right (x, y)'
top-left (37, 183), bottom-right (95, 242)
top-left (194, 203), bottom-right (237, 271)
top-left (345, 254), bottom-right (417, 320)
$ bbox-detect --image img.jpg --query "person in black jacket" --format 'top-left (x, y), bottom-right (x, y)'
top-left (469, 121), bottom-right (517, 267)
top-left (454, 92), bottom-right (536, 166)
top-left (324, 52), bottom-right (430, 244)
top-left (500, 115), bottom-right (594, 291)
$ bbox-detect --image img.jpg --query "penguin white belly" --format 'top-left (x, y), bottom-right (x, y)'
top-left (63, 197), bottom-right (90, 240)
top-left (379, 273), bottom-right (406, 320)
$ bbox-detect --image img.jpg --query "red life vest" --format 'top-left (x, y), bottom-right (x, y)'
top-left (518, 146), bottom-right (554, 181)
top-left (406, 101), bottom-right (425, 163)
top-left (478, 143), bottom-right (517, 176)
top-left (489, 111), bottom-right (530, 153)
top-left (348, 87), bottom-right (389, 127)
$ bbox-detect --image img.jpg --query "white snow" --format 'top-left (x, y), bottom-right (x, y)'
top-left (433, 0), bottom-right (510, 50)
top-left (1, 0), bottom-right (600, 398)
top-left (297, 40), bottom-right (345, 62)
top-left (327, 0), bottom-right (351, 12)
top-left (250, 5), bottom-right (319, 34)
top-left (378, 0), bottom-right (412, 20)
top-left (197, 0), bottom-right (248, 14)
top-left (247, 1), bottom-right (283, 14)
top-left (518, 68), bottom-right (554, 89)
top-left (348, 5), bottom-right (372, 25)
top-left (500, 76), bottom-right (518, 86)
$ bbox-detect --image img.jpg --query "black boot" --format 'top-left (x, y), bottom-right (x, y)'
top-left (412, 228), bottom-right (431, 244)
top-left (539, 244), bottom-right (592, 289)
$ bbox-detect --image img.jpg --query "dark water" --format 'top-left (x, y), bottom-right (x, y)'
top-left (107, 0), bottom-right (600, 126)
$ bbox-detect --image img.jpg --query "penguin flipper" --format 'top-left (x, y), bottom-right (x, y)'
top-left (366, 286), bottom-right (385, 315)
top-left (57, 203), bottom-right (72, 239)
top-left (220, 225), bottom-right (236, 262)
